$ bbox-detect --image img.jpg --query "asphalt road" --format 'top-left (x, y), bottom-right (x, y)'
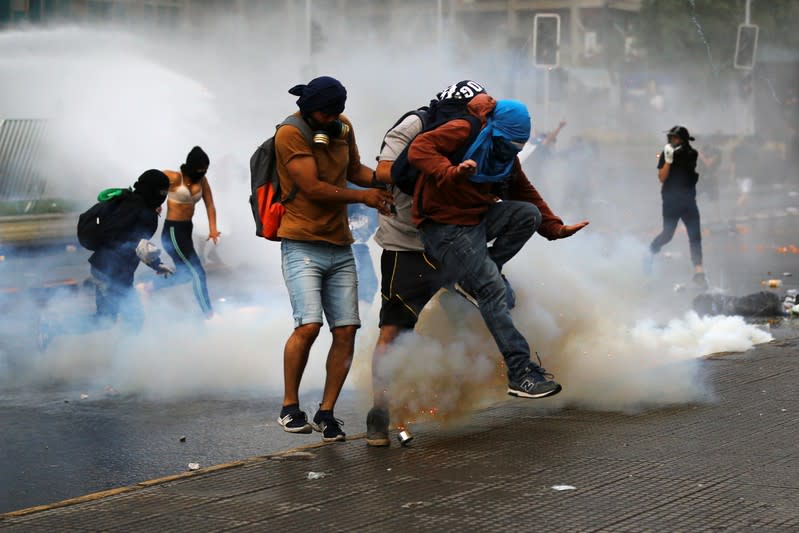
top-left (0, 386), bottom-right (366, 514)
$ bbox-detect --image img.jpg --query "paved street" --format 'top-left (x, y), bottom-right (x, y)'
top-left (2, 332), bottom-right (798, 531)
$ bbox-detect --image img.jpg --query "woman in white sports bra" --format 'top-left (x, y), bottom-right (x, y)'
top-left (159, 146), bottom-right (219, 318)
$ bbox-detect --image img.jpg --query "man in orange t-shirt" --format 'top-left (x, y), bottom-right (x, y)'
top-left (274, 76), bottom-right (392, 442)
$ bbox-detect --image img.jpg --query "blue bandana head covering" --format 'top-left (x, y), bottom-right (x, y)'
top-left (462, 99), bottom-right (532, 183)
top-left (288, 76), bottom-right (347, 116)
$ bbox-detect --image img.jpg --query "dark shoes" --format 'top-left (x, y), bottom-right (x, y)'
top-left (366, 407), bottom-right (390, 447)
top-left (312, 409), bottom-right (346, 442)
top-left (507, 355), bottom-right (562, 399)
top-left (277, 405), bottom-right (312, 434)
top-left (278, 405), bottom-right (346, 442)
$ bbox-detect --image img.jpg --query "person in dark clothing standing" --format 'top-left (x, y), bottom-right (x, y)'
top-left (647, 125), bottom-right (707, 289)
top-left (37, 170), bottom-right (174, 351)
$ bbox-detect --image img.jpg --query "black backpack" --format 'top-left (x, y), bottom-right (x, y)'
top-left (389, 112), bottom-right (483, 195)
top-left (249, 115), bottom-right (314, 240)
top-left (76, 193), bottom-right (127, 251)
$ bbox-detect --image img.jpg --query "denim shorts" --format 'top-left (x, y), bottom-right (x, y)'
top-left (281, 239), bottom-right (361, 330)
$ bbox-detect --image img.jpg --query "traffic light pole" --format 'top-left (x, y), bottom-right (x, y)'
top-left (743, 0), bottom-right (754, 135)
top-left (532, 13), bottom-right (560, 134)
top-left (544, 68), bottom-right (550, 132)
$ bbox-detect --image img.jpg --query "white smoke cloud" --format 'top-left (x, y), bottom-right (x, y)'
top-left (351, 233), bottom-right (772, 425)
top-left (0, 11), bottom-right (776, 416)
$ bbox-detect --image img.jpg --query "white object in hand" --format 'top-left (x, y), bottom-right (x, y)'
top-left (663, 144), bottom-right (674, 164)
top-left (135, 239), bottom-right (162, 265)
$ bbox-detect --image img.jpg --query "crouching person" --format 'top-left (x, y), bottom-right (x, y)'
top-left (37, 170), bottom-right (174, 351)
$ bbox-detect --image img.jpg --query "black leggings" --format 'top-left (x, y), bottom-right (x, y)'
top-left (160, 220), bottom-right (213, 314)
top-left (650, 198), bottom-right (703, 267)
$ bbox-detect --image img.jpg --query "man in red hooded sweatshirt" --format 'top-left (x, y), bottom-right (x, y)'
top-left (409, 95), bottom-right (588, 399)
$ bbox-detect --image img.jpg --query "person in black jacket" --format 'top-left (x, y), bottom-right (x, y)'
top-left (647, 126), bottom-right (707, 289)
top-left (38, 170), bottom-right (174, 351)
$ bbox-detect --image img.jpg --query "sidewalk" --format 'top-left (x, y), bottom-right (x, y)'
top-left (2, 335), bottom-right (799, 532)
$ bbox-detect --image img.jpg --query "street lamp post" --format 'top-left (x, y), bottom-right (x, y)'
top-left (742, 0), bottom-right (755, 135)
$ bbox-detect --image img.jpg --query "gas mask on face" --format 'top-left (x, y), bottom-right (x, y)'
top-left (306, 117), bottom-right (350, 146)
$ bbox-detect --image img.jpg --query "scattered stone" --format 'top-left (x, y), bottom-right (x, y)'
top-left (401, 501), bottom-right (427, 509)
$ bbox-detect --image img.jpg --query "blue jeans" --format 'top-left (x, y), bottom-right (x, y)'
top-left (281, 239), bottom-right (361, 329)
top-left (419, 201), bottom-right (541, 379)
top-left (92, 267), bottom-right (144, 331)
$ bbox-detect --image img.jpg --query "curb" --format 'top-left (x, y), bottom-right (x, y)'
top-left (1, 432), bottom-right (366, 519)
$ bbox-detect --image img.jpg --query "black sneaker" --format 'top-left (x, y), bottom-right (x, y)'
top-left (366, 407), bottom-right (390, 447)
top-left (277, 405), bottom-right (312, 434)
top-left (507, 355), bottom-right (562, 399)
top-left (312, 410), bottom-right (346, 442)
